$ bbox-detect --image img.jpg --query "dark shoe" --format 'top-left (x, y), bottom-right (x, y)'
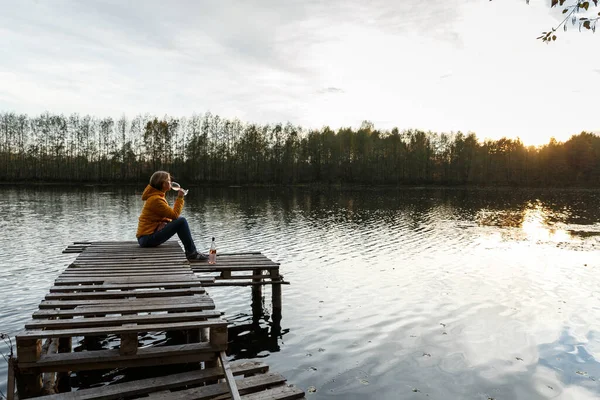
top-left (187, 252), bottom-right (208, 261)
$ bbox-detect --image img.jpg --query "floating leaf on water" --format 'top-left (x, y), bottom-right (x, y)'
top-left (516, 357), bottom-right (523, 361)
top-left (576, 370), bottom-right (588, 376)
top-left (307, 386), bottom-right (317, 393)
top-left (359, 378), bottom-right (369, 385)
top-left (308, 366), bottom-right (317, 371)
top-left (412, 388), bottom-right (420, 392)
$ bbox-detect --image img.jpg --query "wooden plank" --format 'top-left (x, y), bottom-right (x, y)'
top-left (216, 275), bottom-right (271, 280)
top-left (139, 373), bottom-right (288, 400)
top-left (38, 294), bottom-right (213, 309)
top-left (212, 258), bottom-right (274, 263)
top-left (241, 384), bottom-right (305, 400)
top-left (66, 267), bottom-right (189, 273)
top-left (32, 362), bottom-right (269, 400)
top-left (75, 248), bottom-right (183, 253)
top-left (190, 261), bottom-right (279, 266)
top-left (19, 342), bottom-right (224, 372)
top-left (191, 265), bottom-right (280, 272)
top-left (71, 260), bottom-right (188, 265)
top-left (75, 247), bottom-right (183, 252)
top-left (54, 276), bottom-right (211, 285)
top-left (45, 288), bottom-right (205, 300)
top-left (49, 281), bottom-right (209, 292)
top-left (220, 351), bottom-right (242, 400)
top-left (203, 281), bottom-right (289, 287)
top-left (26, 310), bottom-right (222, 330)
top-left (17, 318), bottom-right (227, 339)
top-left (69, 263), bottom-right (189, 268)
top-left (74, 255), bottom-right (187, 261)
top-left (58, 272), bottom-right (193, 278)
top-left (33, 302), bottom-right (215, 318)
top-left (60, 269), bottom-right (193, 275)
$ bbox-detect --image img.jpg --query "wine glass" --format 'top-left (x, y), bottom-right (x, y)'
top-left (171, 181), bottom-right (189, 196)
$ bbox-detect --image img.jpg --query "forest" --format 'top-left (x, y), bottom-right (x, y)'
top-left (0, 111), bottom-right (598, 186)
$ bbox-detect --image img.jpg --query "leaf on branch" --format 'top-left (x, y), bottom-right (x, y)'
top-left (581, 1), bottom-right (590, 10)
top-left (584, 20), bottom-right (592, 28)
top-left (552, 34), bottom-right (557, 40)
top-left (563, 8), bottom-right (569, 13)
top-left (552, 0), bottom-right (558, 6)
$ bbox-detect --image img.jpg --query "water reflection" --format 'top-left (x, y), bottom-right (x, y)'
top-left (475, 199), bottom-right (594, 250)
top-left (226, 288), bottom-right (287, 360)
top-left (2, 186), bottom-right (600, 399)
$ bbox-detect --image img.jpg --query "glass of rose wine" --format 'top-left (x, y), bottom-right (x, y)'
top-left (171, 181), bottom-right (188, 196)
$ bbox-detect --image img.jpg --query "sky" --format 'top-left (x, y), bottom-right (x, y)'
top-left (0, 0), bottom-right (598, 146)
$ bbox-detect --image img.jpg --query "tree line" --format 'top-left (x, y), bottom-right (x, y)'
top-left (0, 111), bottom-right (599, 186)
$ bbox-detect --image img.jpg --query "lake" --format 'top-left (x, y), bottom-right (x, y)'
top-left (1, 186), bottom-right (600, 399)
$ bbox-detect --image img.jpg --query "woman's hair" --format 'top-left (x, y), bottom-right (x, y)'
top-left (149, 171), bottom-right (171, 191)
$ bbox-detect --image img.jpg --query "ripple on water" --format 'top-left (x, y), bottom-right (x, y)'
top-left (2, 187), bottom-right (600, 399)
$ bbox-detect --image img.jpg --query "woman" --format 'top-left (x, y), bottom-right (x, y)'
top-left (136, 171), bottom-right (208, 260)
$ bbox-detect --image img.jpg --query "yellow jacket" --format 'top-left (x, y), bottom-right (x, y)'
top-left (136, 185), bottom-right (184, 238)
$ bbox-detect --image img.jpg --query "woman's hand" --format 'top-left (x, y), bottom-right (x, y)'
top-left (177, 189), bottom-right (185, 198)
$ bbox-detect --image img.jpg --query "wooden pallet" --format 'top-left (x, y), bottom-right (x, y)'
top-left (9, 241), bottom-right (302, 400)
top-left (12, 242), bottom-right (233, 399)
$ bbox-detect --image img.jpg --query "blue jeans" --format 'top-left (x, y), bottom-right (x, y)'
top-left (138, 217), bottom-right (198, 255)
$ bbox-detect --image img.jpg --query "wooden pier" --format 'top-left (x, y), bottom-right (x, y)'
top-left (8, 241), bottom-right (303, 400)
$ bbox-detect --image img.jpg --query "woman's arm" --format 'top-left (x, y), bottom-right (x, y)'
top-left (148, 196), bottom-right (184, 220)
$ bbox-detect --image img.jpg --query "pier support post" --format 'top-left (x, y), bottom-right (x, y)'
top-left (15, 338), bottom-right (43, 398)
top-left (56, 336), bottom-right (72, 393)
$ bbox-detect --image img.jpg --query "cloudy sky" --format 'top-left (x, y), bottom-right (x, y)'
top-left (0, 0), bottom-right (598, 145)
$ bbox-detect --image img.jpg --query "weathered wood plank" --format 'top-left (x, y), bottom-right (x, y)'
top-left (241, 384), bottom-right (306, 400)
top-left (31, 362), bottom-right (269, 400)
top-left (191, 265), bottom-right (280, 272)
top-left (19, 342), bottom-right (223, 372)
top-left (54, 276), bottom-right (211, 285)
top-left (141, 373), bottom-right (288, 400)
top-left (220, 351), bottom-right (242, 400)
top-left (17, 318), bottom-right (227, 339)
top-left (58, 272), bottom-right (193, 278)
top-left (38, 294), bottom-right (214, 309)
top-left (203, 281), bottom-right (289, 287)
top-left (49, 281), bottom-right (210, 292)
top-left (68, 264), bottom-right (189, 269)
top-left (33, 301), bottom-right (215, 318)
top-left (73, 255), bottom-right (186, 260)
top-left (45, 288), bottom-right (205, 300)
top-left (190, 261), bottom-right (279, 266)
top-left (26, 310), bottom-right (222, 330)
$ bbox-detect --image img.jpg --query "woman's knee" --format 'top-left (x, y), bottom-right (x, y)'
top-left (174, 217), bottom-right (188, 227)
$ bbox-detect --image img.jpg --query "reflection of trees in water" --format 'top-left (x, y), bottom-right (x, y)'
top-left (201, 186), bottom-right (600, 234)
